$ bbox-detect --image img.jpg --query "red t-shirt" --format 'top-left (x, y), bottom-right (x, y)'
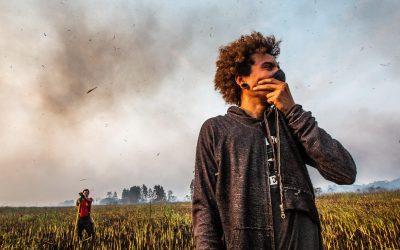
top-left (78, 198), bottom-right (93, 218)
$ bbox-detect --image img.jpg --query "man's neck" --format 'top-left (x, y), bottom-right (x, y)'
top-left (240, 96), bottom-right (268, 120)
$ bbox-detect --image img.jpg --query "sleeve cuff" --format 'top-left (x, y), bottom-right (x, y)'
top-left (283, 104), bottom-right (303, 119)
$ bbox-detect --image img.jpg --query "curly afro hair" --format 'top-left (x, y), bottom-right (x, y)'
top-left (214, 32), bottom-right (281, 105)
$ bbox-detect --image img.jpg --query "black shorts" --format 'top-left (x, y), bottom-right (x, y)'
top-left (77, 216), bottom-right (95, 239)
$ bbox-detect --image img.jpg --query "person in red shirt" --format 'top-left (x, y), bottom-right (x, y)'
top-left (76, 188), bottom-right (95, 240)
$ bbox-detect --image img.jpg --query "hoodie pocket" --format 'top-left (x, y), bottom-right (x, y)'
top-left (284, 188), bottom-right (320, 225)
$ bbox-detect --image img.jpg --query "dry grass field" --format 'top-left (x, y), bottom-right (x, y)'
top-left (1, 190), bottom-right (399, 249)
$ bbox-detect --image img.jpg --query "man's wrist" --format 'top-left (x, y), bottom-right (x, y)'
top-left (282, 103), bottom-right (296, 116)
top-left (283, 103), bottom-right (302, 119)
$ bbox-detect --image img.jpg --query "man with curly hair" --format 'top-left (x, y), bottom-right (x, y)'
top-left (192, 32), bottom-right (357, 249)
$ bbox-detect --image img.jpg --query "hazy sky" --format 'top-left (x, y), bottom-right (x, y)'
top-left (1, 0), bottom-right (399, 206)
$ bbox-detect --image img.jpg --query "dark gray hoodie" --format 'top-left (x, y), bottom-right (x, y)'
top-left (192, 104), bottom-right (356, 249)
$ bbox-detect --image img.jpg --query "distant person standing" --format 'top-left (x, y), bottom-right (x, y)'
top-left (76, 188), bottom-right (95, 240)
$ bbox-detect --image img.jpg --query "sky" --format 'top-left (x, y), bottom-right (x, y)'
top-left (0, 0), bottom-right (399, 206)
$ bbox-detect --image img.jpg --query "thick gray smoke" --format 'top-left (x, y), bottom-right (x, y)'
top-left (0, 0), bottom-right (399, 205)
top-left (36, 2), bottom-right (196, 120)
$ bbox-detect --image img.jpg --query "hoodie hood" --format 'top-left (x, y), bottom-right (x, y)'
top-left (226, 105), bottom-right (275, 127)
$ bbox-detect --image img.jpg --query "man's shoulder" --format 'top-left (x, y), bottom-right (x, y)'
top-left (200, 114), bottom-right (232, 133)
top-left (77, 197), bottom-right (93, 202)
top-left (202, 106), bottom-right (237, 128)
top-left (202, 114), bottom-right (227, 126)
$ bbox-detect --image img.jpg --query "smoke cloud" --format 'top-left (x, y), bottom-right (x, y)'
top-left (0, 0), bottom-right (399, 205)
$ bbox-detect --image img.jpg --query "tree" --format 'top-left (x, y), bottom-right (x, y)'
top-left (113, 192), bottom-right (118, 200)
top-left (107, 191), bottom-right (113, 199)
top-left (121, 188), bottom-right (129, 204)
top-left (314, 187), bottom-right (322, 196)
top-left (101, 191), bottom-right (118, 205)
top-left (153, 185), bottom-right (166, 202)
top-left (148, 188), bottom-right (154, 201)
top-left (184, 195), bottom-right (191, 201)
top-left (128, 186), bottom-right (142, 204)
top-left (141, 184), bottom-right (148, 201)
top-left (167, 190), bottom-right (177, 202)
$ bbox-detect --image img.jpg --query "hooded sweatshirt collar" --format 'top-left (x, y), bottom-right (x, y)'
top-left (226, 105), bottom-right (274, 127)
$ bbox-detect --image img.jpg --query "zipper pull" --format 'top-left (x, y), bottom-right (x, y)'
top-left (280, 204), bottom-right (286, 219)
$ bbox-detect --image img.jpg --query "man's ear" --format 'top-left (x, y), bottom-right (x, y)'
top-left (236, 75), bottom-right (250, 90)
top-left (235, 75), bottom-right (244, 87)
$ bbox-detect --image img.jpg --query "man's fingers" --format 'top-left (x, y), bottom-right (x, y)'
top-left (266, 92), bottom-right (276, 99)
top-left (252, 84), bottom-right (280, 91)
top-left (266, 95), bottom-right (277, 105)
top-left (257, 78), bottom-right (283, 85)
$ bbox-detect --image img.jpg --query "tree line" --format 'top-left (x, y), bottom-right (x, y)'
top-left (100, 184), bottom-right (179, 205)
top-left (59, 180), bottom-right (195, 206)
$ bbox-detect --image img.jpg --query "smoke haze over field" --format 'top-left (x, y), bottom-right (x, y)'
top-left (0, 0), bottom-right (399, 205)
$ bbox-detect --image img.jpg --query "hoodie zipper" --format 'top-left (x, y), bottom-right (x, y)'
top-left (275, 108), bottom-right (286, 220)
top-left (261, 121), bottom-right (276, 250)
top-left (264, 107), bottom-right (286, 220)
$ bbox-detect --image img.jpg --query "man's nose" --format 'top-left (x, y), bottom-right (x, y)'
top-left (272, 69), bottom-right (286, 82)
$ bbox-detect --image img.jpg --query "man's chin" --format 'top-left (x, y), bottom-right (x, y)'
top-left (252, 94), bottom-right (270, 105)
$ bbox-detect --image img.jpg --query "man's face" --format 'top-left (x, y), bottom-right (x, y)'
top-left (83, 190), bottom-right (89, 197)
top-left (240, 53), bottom-right (280, 99)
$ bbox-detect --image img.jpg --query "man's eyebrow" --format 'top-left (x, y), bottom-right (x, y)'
top-left (260, 61), bottom-right (277, 67)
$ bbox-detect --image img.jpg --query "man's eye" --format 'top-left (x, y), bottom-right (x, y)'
top-left (263, 64), bottom-right (274, 70)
